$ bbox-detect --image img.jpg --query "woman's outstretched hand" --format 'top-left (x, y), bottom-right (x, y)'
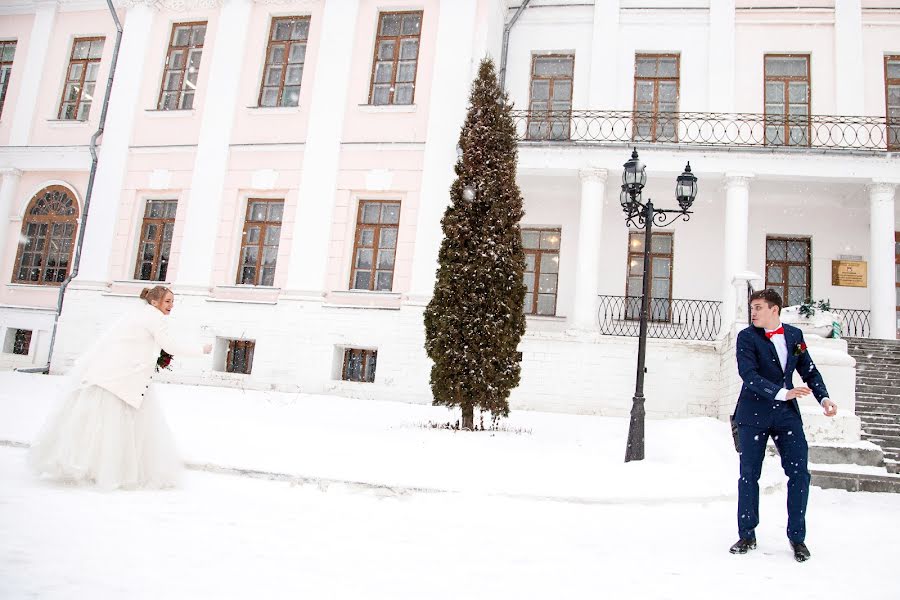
top-left (202, 344), bottom-right (213, 354)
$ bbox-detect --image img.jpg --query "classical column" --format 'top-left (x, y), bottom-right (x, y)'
top-left (868, 182), bottom-right (897, 340)
top-left (283, 0), bottom-right (361, 297)
top-left (834, 0), bottom-right (865, 116)
top-left (75, 1), bottom-right (156, 285)
top-left (722, 174), bottom-right (752, 328)
top-left (172, 0), bottom-right (253, 291)
top-left (9, 0), bottom-right (57, 145)
top-left (708, 0), bottom-right (736, 112)
top-left (407, 0), bottom-right (479, 302)
top-left (588, 0), bottom-right (619, 110)
top-left (0, 168), bottom-right (22, 267)
top-left (570, 168), bottom-right (607, 329)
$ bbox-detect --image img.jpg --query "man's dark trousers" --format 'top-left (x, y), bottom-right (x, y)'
top-left (737, 402), bottom-right (811, 543)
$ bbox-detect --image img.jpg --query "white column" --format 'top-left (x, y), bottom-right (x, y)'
top-left (406, 0), bottom-right (480, 302)
top-left (0, 168), bottom-right (22, 264)
top-left (708, 0), bottom-right (736, 112)
top-left (9, 0), bottom-right (57, 145)
top-left (868, 182), bottom-right (896, 340)
top-left (588, 0), bottom-right (619, 109)
top-left (284, 0), bottom-right (361, 297)
top-left (722, 174), bottom-right (752, 328)
top-left (570, 168), bottom-right (607, 329)
top-left (834, 0), bottom-right (865, 116)
top-left (75, 1), bottom-right (156, 285)
top-left (173, 0), bottom-right (253, 291)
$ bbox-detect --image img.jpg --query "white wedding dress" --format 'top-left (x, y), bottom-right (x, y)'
top-left (28, 380), bottom-right (183, 490)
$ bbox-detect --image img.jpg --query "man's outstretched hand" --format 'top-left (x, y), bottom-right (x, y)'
top-left (822, 398), bottom-right (838, 417)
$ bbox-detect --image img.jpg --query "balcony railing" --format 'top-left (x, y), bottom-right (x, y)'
top-left (831, 308), bottom-right (871, 338)
top-left (597, 295), bottom-right (723, 341)
top-left (513, 110), bottom-right (899, 153)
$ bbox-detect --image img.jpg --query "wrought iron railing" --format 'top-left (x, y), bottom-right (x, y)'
top-left (597, 295), bottom-right (723, 341)
top-left (832, 308), bottom-right (871, 338)
top-left (512, 110), bottom-right (899, 153)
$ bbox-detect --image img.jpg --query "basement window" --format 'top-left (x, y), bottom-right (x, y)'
top-left (342, 348), bottom-right (377, 383)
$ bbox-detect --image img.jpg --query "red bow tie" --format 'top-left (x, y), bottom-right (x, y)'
top-left (765, 326), bottom-right (784, 339)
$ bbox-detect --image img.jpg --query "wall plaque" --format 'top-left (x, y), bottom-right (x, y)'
top-left (831, 260), bottom-right (867, 287)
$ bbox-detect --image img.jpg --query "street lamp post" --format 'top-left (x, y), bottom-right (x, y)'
top-left (620, 148), bottom-right (698, 462)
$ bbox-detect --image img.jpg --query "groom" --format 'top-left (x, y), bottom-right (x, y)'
top-left (729, 289), bottom-right (838, 562)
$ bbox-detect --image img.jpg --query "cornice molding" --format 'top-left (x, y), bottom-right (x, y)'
top-left (114, 0), bottom-right (223, 10)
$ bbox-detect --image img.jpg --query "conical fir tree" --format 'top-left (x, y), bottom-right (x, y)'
top-left (423, 58), bottom-right (527, 430)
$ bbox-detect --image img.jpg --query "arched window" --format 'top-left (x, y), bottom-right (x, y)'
top-left (12, 185), bottom-right (79, 285)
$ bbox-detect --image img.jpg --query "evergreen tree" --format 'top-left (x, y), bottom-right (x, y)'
top-left (423, 58), bottom-right (527, 430)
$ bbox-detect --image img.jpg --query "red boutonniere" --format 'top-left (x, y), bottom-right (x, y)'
top-left (793, 342), bottom-right (807, 357)
top-left (156, 350), bottom-right (174, 372)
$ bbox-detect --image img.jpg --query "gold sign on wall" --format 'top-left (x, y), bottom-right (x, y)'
top-left (832, 260), bottom-right (867, 287)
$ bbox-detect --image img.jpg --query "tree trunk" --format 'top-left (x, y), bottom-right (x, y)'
top-left (461, 405), bottom-right (474, 430)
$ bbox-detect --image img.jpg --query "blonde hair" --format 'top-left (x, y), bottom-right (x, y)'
top-left (140, 286), bottom-right (172, 304)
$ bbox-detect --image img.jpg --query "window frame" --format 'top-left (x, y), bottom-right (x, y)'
top-left (764, 236), bottom-right (811, 307)
top-left (632, 52), bottom-right (680, 143)
top-left (257, 15), bottom-right (310, 108)
top-left (236, 198), bottom-right (284, 287)
top-left (367, 10), bottom-right (423, 106)
top-left (885, 55), bottom-right (900, 152)
top-left (349, 199), bottom-right (401, 292)
top-left (342, 348), bottom-right (377, 383)
top-left (763, 53), bottom-right (811, 147)
top-left (522, 227), bottom-right (561, 316)
top-left (225, 339), bottom-right (255, 374)
top-left (625, 231), bottom-right (674, 322)
top-left (156, 21), bottom-right (207, 111)
top-left (133, 199), bottom-right (177, 282)
top-left (12, 329), bottom-right (32, 356)
top-left (526, 53), bottom-right (575, 141)
top-left (12, 185), bottom-right (79, 286)
top-left (57, 36), bottom-right (105, 121)
top-left (0, 40), bottom-right (16, 119)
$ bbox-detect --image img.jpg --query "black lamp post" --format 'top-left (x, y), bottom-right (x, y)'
top-left (620, 148), bottom-right (698, 462)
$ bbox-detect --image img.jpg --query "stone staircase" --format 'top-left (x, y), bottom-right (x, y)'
top-left (846, 338), bottom-right (900, 475)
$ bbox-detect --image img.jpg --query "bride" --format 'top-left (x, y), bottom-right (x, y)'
top-left (29, 286), bottom-right (211, 490)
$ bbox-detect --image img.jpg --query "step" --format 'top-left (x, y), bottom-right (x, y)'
top-left (861, 425), bottom-right (900, 438)
top-left (858, 415), bottom-right (900, 426)
top-left (855, 384), bottom-right (900, 393)
top-left (855, 403), bottom-right (900, 415)
top-left (810, 470), bottom-right (900, 493)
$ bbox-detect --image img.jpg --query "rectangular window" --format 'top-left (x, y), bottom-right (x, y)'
top-left (633, 53), bottom-right (679, 143)
top-left (258, 16), bottom-right (309, 107)
top-left (0, 41), bottom-right (16, 118)
top-left (350, 200), bottom-right (400, 291)
top-left (58, 37), bottom-right (104, 121)
top-left (226, 340), bottom-right (255, 374)
top-left (765, 236), bottom-right (810, 307)
top-left (526, 54), bottom-right (574, 141)
top-left (157, 22), bottom-right (206, 110)
top-left (13, 329), bottom-right (32, 355)
top-left (134, 200), bottom-right (177, 281)
top-left (886, 55), bottom-right (900, 151)
top-left (764, 54), bottom-right (810, 146)
top-left (237, 199), bottom-right (283, 286)
top-left (368, 11), bottom-right (422, 106)
top-left (522, 228), bottom-right (561, 315)
top-left (626, 231), bottom-right (673, 321)
top-left (342, 348), bottom-right (377, 383)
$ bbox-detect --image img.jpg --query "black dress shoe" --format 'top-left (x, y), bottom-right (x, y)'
top-left (790, 541), bottom-right (811, 562)
top-left (729, 538), bottom-right (757, 554)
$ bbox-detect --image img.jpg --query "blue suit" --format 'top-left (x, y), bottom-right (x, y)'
top-left (734, 323), bottom-right (829, 544)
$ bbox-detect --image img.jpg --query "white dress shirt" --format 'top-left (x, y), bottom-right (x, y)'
top-left (765, 323), bottom-right (789, 401)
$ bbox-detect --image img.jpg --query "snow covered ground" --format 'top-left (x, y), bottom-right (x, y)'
top-left (2, 372), bottom-right (899, 598)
